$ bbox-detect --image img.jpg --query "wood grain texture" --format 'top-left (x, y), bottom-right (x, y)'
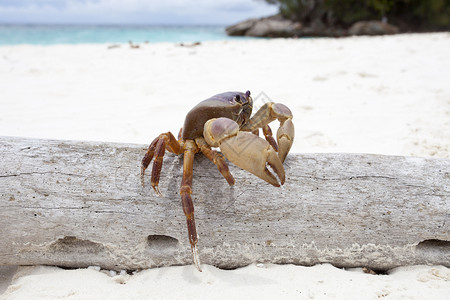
top-left (0, 136), bottom-right (449, 270)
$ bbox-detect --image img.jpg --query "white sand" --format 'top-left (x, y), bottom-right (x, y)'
top-left (2, 264), bottom-right (450, 300)
top-left (1, 33), bottom-right (449, 298)
top-left (0, 33), bottom-right (449, 157)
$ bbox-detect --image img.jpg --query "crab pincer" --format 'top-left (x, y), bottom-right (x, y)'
top-left (240, 102), bottom-right (294, 163)
top-left (272, 103), bottom-right (295, 163)
top-left (204, 117), bottom-right (285, 187)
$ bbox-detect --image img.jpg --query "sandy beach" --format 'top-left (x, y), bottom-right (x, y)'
top-left (1, 33), bottom-right (449, 299)
top-left (1, 33), bottom-right (449, 157)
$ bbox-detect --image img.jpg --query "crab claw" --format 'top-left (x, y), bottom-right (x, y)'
top-left (204, 118), bottom-right (285, 187)
top-left (277, 118), bottom-right (294, 163)
top-left (270, 103), bottom-right (295, 163)
top-left (222, 132), bottom-right (285, 186)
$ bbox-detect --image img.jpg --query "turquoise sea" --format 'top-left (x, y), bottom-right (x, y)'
top-left (0, 24), bottom-right (251, 45)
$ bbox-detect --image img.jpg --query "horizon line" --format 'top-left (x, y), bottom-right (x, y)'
top-left (0, 23), bottom-right (232, 27)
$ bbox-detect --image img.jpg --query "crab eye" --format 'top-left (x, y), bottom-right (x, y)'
top-left (245, 90), bottom-right (251, 97)
top-left (235, 95), bottom-right (241, 103)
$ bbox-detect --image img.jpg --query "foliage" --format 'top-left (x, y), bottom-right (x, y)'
top-left (262, 0), bottom-right (450, 29)
top-left (392, 0), bottom-right (450, 29)
top-left (264, 0), bottom-right (326, 21)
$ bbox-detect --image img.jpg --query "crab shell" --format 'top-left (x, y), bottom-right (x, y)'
top-left (181, 91), bottom-right (253, 140)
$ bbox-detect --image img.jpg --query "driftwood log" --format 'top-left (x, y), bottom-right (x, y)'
top-left (0, 136), bottom-right (449, 271)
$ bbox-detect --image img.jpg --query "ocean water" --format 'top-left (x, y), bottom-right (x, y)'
top-left (0, 24), bottom-right (252, 45)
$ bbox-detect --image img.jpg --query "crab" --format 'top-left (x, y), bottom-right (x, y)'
top-left (141, 90), bottom-right (294, 271)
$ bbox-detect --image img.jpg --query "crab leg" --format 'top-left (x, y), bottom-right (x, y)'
top-left (195, 137), bottom-right (235, 186)
top-left (180, 140), bottom-right (202, 272)
top-left (141, 136), bottom-right (159, 186)
top-left (141, 132), bottom-right (182, 194)
top-left (240, 102), bottom-right (294, 162)
top-left (204, 118), bottom-right (285, 187)
top-left (150, 138), bottom-right (166, 196)
top-left (262, 125), bottom-right (278, 152)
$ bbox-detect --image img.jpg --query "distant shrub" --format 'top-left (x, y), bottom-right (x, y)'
top-left (263, 0), bottom-right (450, 30)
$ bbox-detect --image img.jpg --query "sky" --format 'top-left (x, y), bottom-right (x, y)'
top-left (0, 0), bottom-right (279, 25)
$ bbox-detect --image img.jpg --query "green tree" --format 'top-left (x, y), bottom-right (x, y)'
top-left (262, 0), bottom-right (450, 29)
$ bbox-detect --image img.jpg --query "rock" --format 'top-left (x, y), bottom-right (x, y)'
top-left (226, 15), bottom-right (400, 38)
top-left (349, 21), bottom-right (399, 36)
top-left (226, 15), bottom-right (302, 38)
top-left (225, 14), bottom-right (345, 38)
top-left (300, 17), bottom-right (346, 37)
top-left (245, 18), bottom-right (302, 37)
top-left (225, 18), bottom-right (258, 36)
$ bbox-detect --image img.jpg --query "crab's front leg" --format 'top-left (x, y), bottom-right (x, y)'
top-left (179, 140), bottom-right (202, 272)
top-left (195, 137), bottom-right (235, 186)
top-left (204, 118), bottom-right (285, 187)
top-left (240, 102), bottom-right (294, 162)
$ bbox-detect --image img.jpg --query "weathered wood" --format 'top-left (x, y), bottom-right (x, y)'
top-left (0, 136), bottom-right (449, 270)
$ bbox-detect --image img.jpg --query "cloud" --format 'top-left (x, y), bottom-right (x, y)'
top-left (0, 0), bottom-right (278, 24)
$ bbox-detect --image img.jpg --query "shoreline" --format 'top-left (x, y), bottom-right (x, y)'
top-left (0, 23), bottom-right (250, 47)
top-left (0, 31), bottom-right (447, 46)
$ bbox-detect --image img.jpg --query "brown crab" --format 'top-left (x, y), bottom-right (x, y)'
top-left (141, 91), bottom-right (294, 271)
